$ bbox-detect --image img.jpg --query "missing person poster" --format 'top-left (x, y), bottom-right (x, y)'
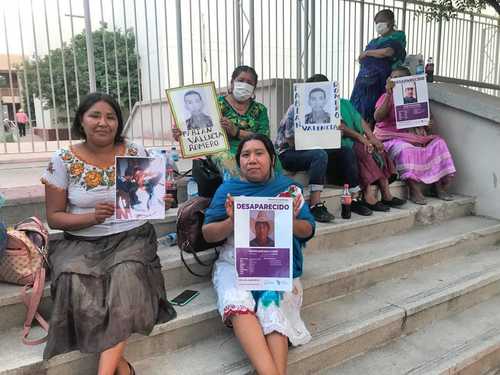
top-left (293, 81), bottom-right (341, 150)
top-left (115, 156), bottom-right (165, 221)
top-left (166, 82), bottom-right (229, 158)
top-left (392, 74), bottom-right (430, 129)
top-left (234, 196), bottom-right (293, 292)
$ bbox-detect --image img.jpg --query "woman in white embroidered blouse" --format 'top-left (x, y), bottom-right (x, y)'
top-left (41, 93), bottom-right (176, 375)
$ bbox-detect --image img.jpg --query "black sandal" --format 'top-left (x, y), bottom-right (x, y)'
top-left (362, 201), bottom-right (390, 212)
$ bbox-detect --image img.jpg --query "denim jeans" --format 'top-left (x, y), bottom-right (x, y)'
top-left (279, 149), bottom-right (328, 191)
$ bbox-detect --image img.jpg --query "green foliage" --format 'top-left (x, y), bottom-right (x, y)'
top-left (22, 27), bottom-right (140, 120)
top-left (421, 0), bottom-right (500, 20)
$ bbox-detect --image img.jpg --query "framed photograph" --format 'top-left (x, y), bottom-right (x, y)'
top-left (234, 196), bottom-right (293, 292)
top-left (166, 82), bottom-right (229, 158)
top-left (293, 81), bottom-right (341, 150)
top-left (392, 74), bottom-right (430, 129)
top-left (115, 156), bottom-right (165, 221)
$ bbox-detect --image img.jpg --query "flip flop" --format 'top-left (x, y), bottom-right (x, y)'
top-left (410, 195), bottom-right (427, 205)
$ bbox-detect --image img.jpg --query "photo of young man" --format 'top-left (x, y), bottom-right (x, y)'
top-left (184, 90), bottom-right (214, 131)
top-left (304, 87), bottom-right (331, 124)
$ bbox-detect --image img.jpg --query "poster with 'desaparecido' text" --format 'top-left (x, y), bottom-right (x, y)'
top-left (234, 196), bottom-right (293, 292)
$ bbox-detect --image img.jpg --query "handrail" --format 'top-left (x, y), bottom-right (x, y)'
top-left (433, 75), bottom-right (500, 91)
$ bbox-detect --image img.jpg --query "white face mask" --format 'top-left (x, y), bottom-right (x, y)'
top-left (376, 22), bottom-right (389, 35)
top-left (232, 81), bottom-right (255, 102)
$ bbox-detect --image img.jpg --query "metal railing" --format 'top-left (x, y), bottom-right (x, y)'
top-left (0, 0), bottom-right (498, 154)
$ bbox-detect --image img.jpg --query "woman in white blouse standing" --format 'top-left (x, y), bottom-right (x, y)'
top-left (41, 93), bottom-right (176, 375)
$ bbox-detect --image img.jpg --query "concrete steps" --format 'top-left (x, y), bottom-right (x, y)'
top-left (0, 197), bottom-right (478, 331)
top-left (131, 245), bottom-right (500, 374)
top-left (0, 181), bottom-right (408, 226)
top-left (1, 196), bottom-right (499, 374)
top-left (321, 293), bottom-right (500, 375)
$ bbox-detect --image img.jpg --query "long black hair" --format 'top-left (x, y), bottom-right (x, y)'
top-left (235, 133), bottom-right (276, 168)
top-left (72, 92), bottom-right (124, 144)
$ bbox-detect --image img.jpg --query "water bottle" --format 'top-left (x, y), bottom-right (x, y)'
top-left (187, 178), bottom-right (199, 200)
top-left (171, 146), bottom-right (179, 162)
top-left (158, 232), bottom-right (177, 247)
top-left (416, 57), bottom-right (425, 75)
top-left (341, 184), bottom-right (352, 219)
top-left (425, 57), bottom-right (434, 82)
top-left (166, 168), bottom-right (178, 208)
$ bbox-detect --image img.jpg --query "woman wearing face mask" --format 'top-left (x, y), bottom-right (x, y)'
top-left (350, 9), bottom-right (406, 125)
top-left (212, 65), bottom-right (275, 180)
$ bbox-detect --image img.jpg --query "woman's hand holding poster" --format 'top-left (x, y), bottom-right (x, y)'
top-left (293, 81), bottom-right (341, 150)
top-left (166, 82), bottom-right (229, 158)
top-left (234, 196), bottom-right (293, 292)
top-left (392, 74), bottom-right (430, 129)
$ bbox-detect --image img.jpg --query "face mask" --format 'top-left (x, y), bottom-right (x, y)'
top-left (232, 81), bottom-right (255, 102)
top-left (376, 22), bottom-right (389, 35)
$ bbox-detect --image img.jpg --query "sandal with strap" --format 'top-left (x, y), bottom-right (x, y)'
top-left (115, 360), bottom-right (135, 375)
top-left (410, 195), bottom-right (427, 205)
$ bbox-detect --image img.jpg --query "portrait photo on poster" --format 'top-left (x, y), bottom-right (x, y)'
top-left (293, 81), bottom-right (341, 150)
top-left (249, 210), bottom-right (275, 248)
top-left (166, 82), bottom-right (229, 158)
top-left (304, 86), bottom-right (332, 124)
top-left (115, 156), bottom-right (165, 221)
top-left (402, 82), bottom-right (418, 104)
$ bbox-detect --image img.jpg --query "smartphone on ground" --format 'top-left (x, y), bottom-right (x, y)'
top-left (170, 289), bottom-right (199, 306)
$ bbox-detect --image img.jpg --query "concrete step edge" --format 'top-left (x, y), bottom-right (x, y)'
top-left (129, 249), bottom-right (500, 375)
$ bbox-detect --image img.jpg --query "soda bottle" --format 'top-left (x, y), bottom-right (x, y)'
top-left (341, 184), bottom-right (352, 219)
top-left (165, 167), bottom-right (178, 208)
top-left (425, 57), bottom-right (434, 83)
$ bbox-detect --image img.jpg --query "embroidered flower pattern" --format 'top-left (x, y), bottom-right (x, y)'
top-left (127, 146), bottom-right (138, 156)
top-left (69, 162), bottom-right (84, 177)
top-left (84, 170), bottom-right (103, 189)
top-left (56, 143), bottom-right (139, 191)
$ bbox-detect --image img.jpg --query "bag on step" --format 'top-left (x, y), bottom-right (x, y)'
top-left (0, 217), bottom-right (49, 345)
top-left (176, 196), bottom-right (224, 277)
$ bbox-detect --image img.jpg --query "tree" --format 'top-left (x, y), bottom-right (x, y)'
top-left (22, 26), bottom-right (140, 123)
top-left (423, 0), bottom-right (500, 20)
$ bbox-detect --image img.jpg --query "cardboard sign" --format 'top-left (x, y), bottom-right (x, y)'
top-left (293, 81), bottom-right (341, 150)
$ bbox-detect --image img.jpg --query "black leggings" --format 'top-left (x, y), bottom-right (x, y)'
top-left (326, 146), bottom-right (360, 189)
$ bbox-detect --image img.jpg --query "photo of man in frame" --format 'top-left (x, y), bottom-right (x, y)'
top-left (304, 87), bottom-right (331, 124)
top-left (184, 90), bottom-right (215, 131)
